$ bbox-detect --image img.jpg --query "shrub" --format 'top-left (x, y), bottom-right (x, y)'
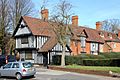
top-left (110, 58), bottom-right (120, 67)
top-left (78, 54), bottom-right (105, 59)
top-left (65, 56), bottom-right (82, 65)
top-left (52, 53), bottom-right (120, 66)
top-left (52, 55), bottom-right (83, 65)
top-left (83, 59), bottom-right (111, 66)
top-left (100, 52), bottom-right (120, 59)
top-left (83, 58), bottom-right (120, 66)
top-left (52, 55), bottom-right (61, 65)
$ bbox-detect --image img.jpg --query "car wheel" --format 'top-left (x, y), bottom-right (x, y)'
top-left (0, 73), bottom-right (1, 77)
top-left (31, 75), bottom-right (35, 78)
top-left (16, 73), bottom-right (22, 80)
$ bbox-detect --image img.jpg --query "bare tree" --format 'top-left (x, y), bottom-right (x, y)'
top-left (9, 0), bottom-right (35, 30)
top-left (0, 0), bottom-right (10, 54)
top-left (101, 19), bottom-right (120, 33)
top-left (40, 0), bottom-right (48, 10)
top-left (49, 0), bottom-right (73, 66)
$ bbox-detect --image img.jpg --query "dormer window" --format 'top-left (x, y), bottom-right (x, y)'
top-left (108, 33), bottom-right (112, 39)
top-left (99, 32), bottom-right (104, 37)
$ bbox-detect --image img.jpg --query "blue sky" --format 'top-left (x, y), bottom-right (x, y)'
top-left (32, 0), bottom-right (120, 29)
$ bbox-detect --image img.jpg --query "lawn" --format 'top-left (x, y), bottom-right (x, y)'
top-left (66, 65), bottom-right (120, 73)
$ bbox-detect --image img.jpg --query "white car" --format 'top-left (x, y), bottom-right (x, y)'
top-left (0, 61), bottom-right (36, 80)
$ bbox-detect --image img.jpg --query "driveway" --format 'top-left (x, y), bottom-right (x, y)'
top-left (0, 68), bottom-right (119, 80)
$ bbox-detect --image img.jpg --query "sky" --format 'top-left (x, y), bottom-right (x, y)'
top-left (32, 0), bottom-right (120, 29)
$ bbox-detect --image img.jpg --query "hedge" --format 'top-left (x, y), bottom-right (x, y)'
top-left (100, 52), bottom-right (120, 59)
top-left (83, 58), bottom-right (120, 66)
top-left (52, 54), bottom-right (120, 66)
top-left (52, 55), bottom-right (83, 65)
top-left (52, 55), bottom-right (61, 65)
top-left (65, 56), bottom-right (83, 65)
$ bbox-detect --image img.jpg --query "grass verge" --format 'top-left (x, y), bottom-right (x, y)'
top-left (66, 65), bottom-right (120, 73)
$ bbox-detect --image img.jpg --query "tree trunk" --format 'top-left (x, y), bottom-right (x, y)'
top-left (61, 44), bottom-right (66, 67)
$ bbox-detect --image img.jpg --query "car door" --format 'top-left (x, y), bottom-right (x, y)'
top-left (2, 63), bottom-right (12, 76)
top-left (10, 63), bottom-right (20, 77)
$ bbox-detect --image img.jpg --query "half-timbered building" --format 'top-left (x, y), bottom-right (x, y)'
top-left (13, 9), bottom-right (71, 65)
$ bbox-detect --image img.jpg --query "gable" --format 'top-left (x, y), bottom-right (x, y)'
top-left (15, 20), bottom-right (32, 36)
top-left (79, 29), bottom-right (88, 37)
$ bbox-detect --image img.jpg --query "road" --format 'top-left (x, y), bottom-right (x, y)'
top-left (0, 68), bottom-right (119, 80)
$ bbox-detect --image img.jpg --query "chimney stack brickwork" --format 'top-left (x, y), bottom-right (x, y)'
top-left (41, 9), bottom-right (49, 20)
top-left (72, 16), bottom-right (78, 27)
top-left (96, 21), bottom-right (102, 30)
top-left (118, 30), bottom-right (120, 38)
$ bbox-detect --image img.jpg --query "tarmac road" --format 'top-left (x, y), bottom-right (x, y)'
top-left (0, 68), bottom-right (119, 80)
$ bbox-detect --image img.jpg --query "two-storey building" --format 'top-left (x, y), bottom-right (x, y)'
top-left (13, 9), bottom-right (70, 65)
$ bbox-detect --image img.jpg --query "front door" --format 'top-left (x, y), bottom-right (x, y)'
top-left (37, 53), bottom-right (43, 64)
top-left (42, 53), bottom-right (48, 67)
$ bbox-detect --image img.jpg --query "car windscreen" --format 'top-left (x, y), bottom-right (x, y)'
top-left (22, 62), bottom-right (33, 68)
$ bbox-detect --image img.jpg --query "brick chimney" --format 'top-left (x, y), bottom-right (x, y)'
top-left (96, 21), bottom-right (102, 30)
top-left (118, 30), bottom-right (120, 38)
top-left (72, 16), bottom-right (78, 27)
top-left (41, 9), bottom-right (49, 20)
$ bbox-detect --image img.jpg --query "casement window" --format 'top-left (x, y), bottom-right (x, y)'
top-left (99, 32), bottom-right (104, 37)
top-left (21, 37), bottom-right (28, 44)
top-left (108, 33), bottom-right (112, 39)
top-left (80, 37), bottom-right (86, 48)
top-left (25, 51), bottom-right (32, 60)
top-left (90, 43), bottom-right (98, 54)
top-left (113, 43), bottom-right (116, 48)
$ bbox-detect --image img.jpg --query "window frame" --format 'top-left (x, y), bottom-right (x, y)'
top-left (12, 63), bottom-right (19, 68)
top-left (21, 37), bottom-right (28, 44)
top-left (25, 51), bottom-right (33, 60)
top-left (80, 36), bottom-right (86, 48)
top-left (3, 63), bottom-right (12, 69)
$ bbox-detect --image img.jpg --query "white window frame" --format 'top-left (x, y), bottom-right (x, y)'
top-left (80, 37), bottom-right (86, 48)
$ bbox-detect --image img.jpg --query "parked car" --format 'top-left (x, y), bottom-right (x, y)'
top-left (0, 55), bottom-right (16, 67)
top-left (0, 61), bottom-right (36, 80)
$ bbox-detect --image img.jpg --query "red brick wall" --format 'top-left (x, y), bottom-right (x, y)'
top-left (70, 40), bottom-right (91, 55)
top-left (103, 43), bottom-right (111, 52)
top-left (111, 42), bottom-right (120, 52)
top-left (86, 42), bottom-right (90, 54)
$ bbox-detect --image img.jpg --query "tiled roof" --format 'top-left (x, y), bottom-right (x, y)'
top-left (72, 27), bottom-right (105, 43)
top-left (18, 16), bottom-right (120, 52)
top-left (22, 16), bottom-right (58, 52)
top-left (98, 30), bottom-right (120, 42)
top-left (72, 26), bottom-right (120, 43)
top-left (38, 37), bottom-right (57, 52)
top-left (23, 16), bottom-right (55, 36)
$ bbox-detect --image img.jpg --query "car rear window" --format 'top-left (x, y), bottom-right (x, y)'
top-left (22, 62), bottom-right (33, 68)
